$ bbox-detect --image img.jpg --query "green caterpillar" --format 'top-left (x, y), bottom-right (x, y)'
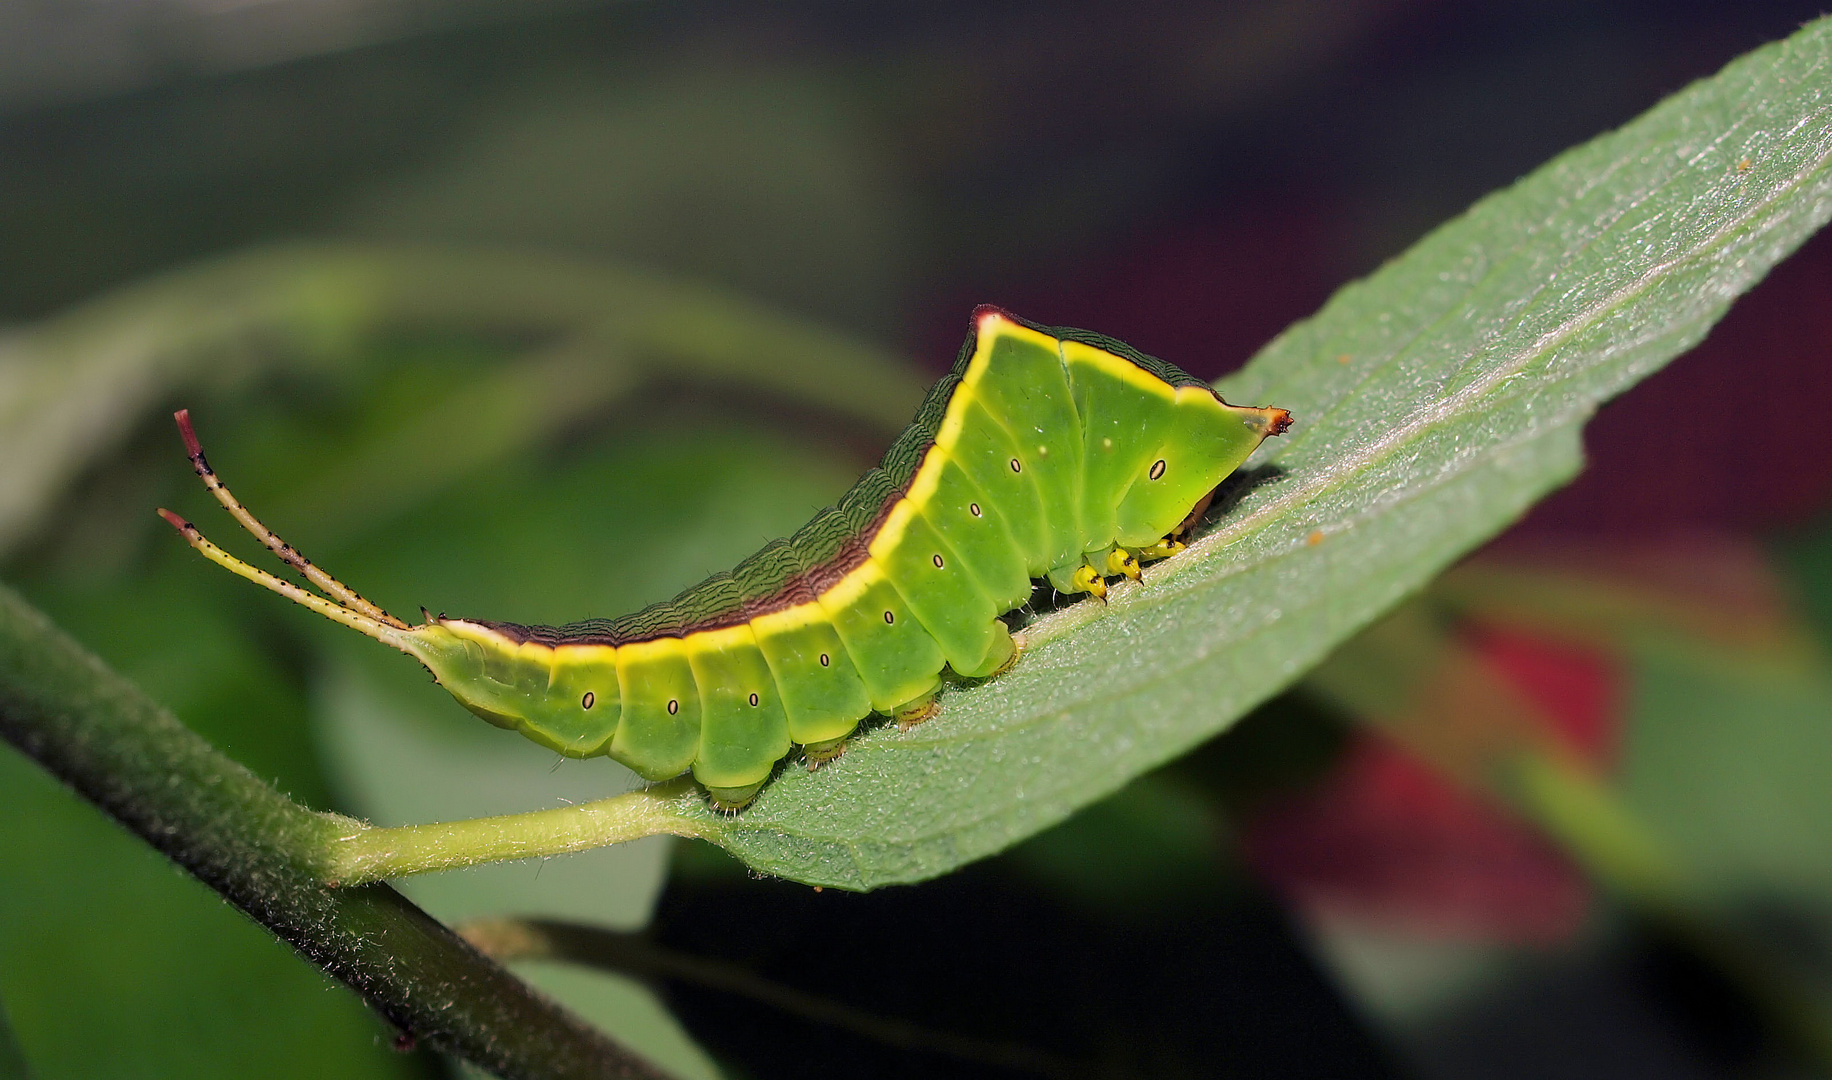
top-left (161, 307), bottom-right (1291, 809)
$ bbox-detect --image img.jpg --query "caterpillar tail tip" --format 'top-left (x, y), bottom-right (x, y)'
top-left (173, 409), bottom-right (203, 457)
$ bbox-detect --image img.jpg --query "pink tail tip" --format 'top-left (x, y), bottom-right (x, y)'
top-left (156, 508), bottom-right (190, 533)
top-left (173, 409), bottom-right (202, 458)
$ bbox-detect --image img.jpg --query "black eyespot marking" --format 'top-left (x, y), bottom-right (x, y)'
top-left (1149, 458), bottom-right (1167, 480)
top-left (748, 692), bottom-right (760, 707)
top-left (932, 553), bottom-right (945, 568)
top-left (667, 699), bottom-right (680, 715)
top-left (819, 653), bottom-right (831, 667)
top-left (581, 691), bottom-right (595, 710)
top-left (969, 502), bottom-right (982, 517)
top-left (1009, 458), bottom-right (1022, 473)
top-left (884, 610), bottom-right (895, 624)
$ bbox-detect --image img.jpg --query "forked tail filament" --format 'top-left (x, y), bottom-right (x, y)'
top-left (157, 410), bottom-right (417, 649)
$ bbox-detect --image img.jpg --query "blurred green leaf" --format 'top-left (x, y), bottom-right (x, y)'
top-left (0, 996), bottom-right (28, 1080)
top-left (1311, 544), bottom-right (1832, 1056)
top-left (1779, 511), bottom-right (1832, 647)
top-left (1001, 774), bottom-right (1237, 915)
top-left (342, 68), bottom-right (912, 332)
top-left (479, 966), bottom-right (724, 1080)
top-left (0, 242), bottom-right (922, 558)
top-left (1, 536), bottom-right (421, 1079)
top-left (1613, 635), bottom-right (1832, 1046)
top-left (0, 749), bottom-right (415, 1080)
top-left (1407, 541), bottom-right (1832, 918)
top-left (1621, 637), bottom-right (1832, 912)
top-left (651, 19), bottom-right (1832, 888)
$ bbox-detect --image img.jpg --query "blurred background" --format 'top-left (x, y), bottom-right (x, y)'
top-left (4, 1), bottom-right (1832, 1077)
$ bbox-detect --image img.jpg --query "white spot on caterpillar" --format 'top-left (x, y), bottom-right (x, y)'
top-left (883, 610), bottom-right (895, 624)
top-left (970, 503), bottom-right (982, 517)
top-left (932, 554), bottom-right (945, 568)
top-left (819, 653), bottom-right (831, 667)
top-left (1009, 458), bottom-right (1022, 473)
top-left (667, 699), bottom-right (679, 715)
top-left (581, 691), bottom-right (595, 710)
top-left (748, 692), bottom-right (759, 707)
top-left (1149, 459), bottom-right (1166, 480)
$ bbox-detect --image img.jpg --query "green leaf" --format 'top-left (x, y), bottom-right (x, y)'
top-left (675, 18), bottom-right (1832, 888)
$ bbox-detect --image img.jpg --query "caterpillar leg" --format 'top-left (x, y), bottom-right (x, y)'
top-left (801, 735), bottom-right (849, 769)
top-left (1068, 563), bottom-right (1108, 600)
top-left (971, 630), bottom-right (1023, 680)
top-left (891, 690), bottom-right (939, 730)
top-left (1171, 488), bottom-right (1219, 542)
top-left (704, 781), bottom-right (765, 812)
top-left (950, 622), bottom-right (1016, 679)
top-left (1104, 547), bottom-right (1142, 582)
top-left (1137, 536), bottom-right (1187, 561)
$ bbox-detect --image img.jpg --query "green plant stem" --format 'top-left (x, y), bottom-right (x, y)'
top-left (323, 781), bottom-right (710, 886)
top-left (0, 583), bottom-right (671, 1080)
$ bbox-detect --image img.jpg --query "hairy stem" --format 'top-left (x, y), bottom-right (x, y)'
top-left (322, 781), bottom-right (710, 886)
top-left (0, 583), bottom-right (671, 1080)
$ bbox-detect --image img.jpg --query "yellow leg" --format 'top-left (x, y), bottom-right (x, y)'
top-left (1137, 536), bottom-right (1187, 561)
top-left (1104, 547), bottom-right (1142, 581)
top-left (1069, 563), bottom-right (1108, 600)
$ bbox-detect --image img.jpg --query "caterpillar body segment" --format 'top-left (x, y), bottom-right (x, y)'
top-left (161, 308), bottom-right (1291, 809)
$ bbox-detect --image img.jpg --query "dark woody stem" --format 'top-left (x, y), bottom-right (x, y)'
top-left (0, 583), bottom-right (670, 1080)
